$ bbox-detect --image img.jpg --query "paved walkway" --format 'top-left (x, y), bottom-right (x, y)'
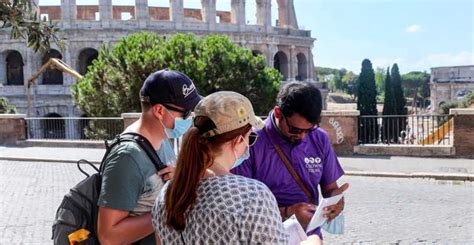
top-left (0, 160), bottom-right (472, 244)
top-left (0, 146), bottom-right (473, 180)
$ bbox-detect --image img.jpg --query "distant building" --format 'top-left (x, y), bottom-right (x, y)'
top-left (430, 65), bottom-right (474, 112)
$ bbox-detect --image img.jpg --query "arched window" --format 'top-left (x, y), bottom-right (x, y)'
top-left (296, 53), bottom-right (307, 81)
top-left (6, 51), bottom-right (24, 86)
top-left (42, 113), bottom-right (65, 139)
top-left (273, 51), bottom-right (288, 80)
top-left (78, 48), bottom-right (99, 75)
top-left (42, 49), bottom-right (63, 85)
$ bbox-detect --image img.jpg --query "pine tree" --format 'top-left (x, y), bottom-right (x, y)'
top-left (391, 64), bottom-right (406, 115)
top-left (357, 59), bottom-right (378, 143)
top-left (391, 64), bottom-right (407, 143)
top-left (382, 68), bottom-right (397, 143)
top-left (357, 59), bottom-right (378, 116)
top-left (382, 68), bottom-right (397, 115)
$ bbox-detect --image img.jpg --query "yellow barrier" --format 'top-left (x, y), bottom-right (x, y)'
top-left (420, 118), bottom-right (453, 145)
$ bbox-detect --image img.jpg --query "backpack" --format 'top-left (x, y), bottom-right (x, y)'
top-left (52, 132), bottom-right (166, 245)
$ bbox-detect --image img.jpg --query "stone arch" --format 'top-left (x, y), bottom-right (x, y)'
top-left (296, 53), bottom-right (307, 81)
top-left (274, 51), bottom-right (288, 80)
top-left (5, 50), bottom-right (24, 86)
top-left (252, 49), bottom-right (263, 56)
top-left (42, 112), bottom-right (65, 139)
top-left (42, 49), bottom-right (63, 85)
top-left (438, 101), bottom-right (446, 109)
top-left (78, 48), bottom-right (99, 75)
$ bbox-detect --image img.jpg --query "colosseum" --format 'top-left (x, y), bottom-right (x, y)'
top-left (0, 0), bottom-right (324, 121)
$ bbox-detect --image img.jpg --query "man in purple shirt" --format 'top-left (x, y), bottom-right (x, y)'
top-left (232, 82), bottom-right (349, 238)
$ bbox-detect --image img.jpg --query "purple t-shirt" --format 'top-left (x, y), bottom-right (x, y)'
top-left (231, 112), bottom-right (344, 236)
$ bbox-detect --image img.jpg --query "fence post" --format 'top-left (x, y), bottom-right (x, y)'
top-left (320, 110), bottom-right (360, 156)
top-left (122, 113), bottom-right (141, 129)
top-left (450, 108), bottom-right (474, 158)
top-left (0, 114), bottom-right (27, 145)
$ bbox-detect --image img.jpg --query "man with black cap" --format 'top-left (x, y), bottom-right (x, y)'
top-left (97, 69), bottom-right (202, 244)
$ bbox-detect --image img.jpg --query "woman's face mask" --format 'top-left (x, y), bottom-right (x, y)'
top-left (231, 135), bottom-right (250, 169)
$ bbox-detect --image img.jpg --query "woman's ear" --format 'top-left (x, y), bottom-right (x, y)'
top-left (230, 135), bottom-right (243, 148)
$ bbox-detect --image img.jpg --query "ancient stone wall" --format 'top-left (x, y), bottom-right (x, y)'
top-left (0, 0), bottom-right (321, 119)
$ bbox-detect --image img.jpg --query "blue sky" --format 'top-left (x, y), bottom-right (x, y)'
top-left (40, 0), bottom-right (473, 74)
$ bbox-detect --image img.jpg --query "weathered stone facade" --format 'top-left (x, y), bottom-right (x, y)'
top-left (430, 65), bottom-right (474, 112)
top-left (0, 0), bottom-right (324, 120)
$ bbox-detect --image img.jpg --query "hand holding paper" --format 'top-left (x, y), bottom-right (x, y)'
top-left (305, 193), bottom-right (344, 233)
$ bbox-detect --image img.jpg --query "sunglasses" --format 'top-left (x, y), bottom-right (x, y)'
top-left (163, 104), bottom-right (192, 119)
top-left (282, 115), bottom-right (318, 135)
top-left (248, 132), bottom-right (258, 146)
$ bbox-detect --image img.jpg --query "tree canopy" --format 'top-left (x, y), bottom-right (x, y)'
top-left (1, 0), bottom-right (63, 52)
top-left (72, 32), bottom-right (282, 117)
top-left (357, 59), bottom-right (378, 116)
top-left (0, 97), bottom-right (16, 114)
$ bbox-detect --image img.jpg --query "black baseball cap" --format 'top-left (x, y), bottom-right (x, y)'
top-left (140, 69), bottom-right (202, 112)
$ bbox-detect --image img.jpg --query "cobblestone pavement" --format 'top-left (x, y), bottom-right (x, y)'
top-left (0, 160), bottom-right (472, 244)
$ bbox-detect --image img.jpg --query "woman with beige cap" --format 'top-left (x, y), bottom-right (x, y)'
top-left (151, 91), bottom-right (288, 244)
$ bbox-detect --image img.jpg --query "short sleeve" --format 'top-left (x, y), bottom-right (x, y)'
top-left (319, 134), bottom-right (344, 186)
top-left (98, 149), bottom-right (145, 211)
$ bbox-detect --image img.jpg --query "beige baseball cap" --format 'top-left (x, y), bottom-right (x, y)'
top-left (194, 91), bottom-right (264, 137)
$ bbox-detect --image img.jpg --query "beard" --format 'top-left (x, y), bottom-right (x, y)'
top-left (288, 136), bottom-right (302, 145)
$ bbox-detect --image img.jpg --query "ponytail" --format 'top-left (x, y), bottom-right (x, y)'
top-left (164, 116), bottom-right (252, 230)
top-left (164, 126), bottom-right (210, 230)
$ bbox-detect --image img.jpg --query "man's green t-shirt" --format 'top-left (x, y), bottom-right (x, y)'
top-left (98, 141), bottom-right (165, 244)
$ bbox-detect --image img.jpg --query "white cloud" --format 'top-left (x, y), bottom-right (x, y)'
top-left (406, 24), bottom-right (422, 33)
top-left (410, 51), bottom-right (474, 71)
top-left (329, 52), bottom-right (473, 74)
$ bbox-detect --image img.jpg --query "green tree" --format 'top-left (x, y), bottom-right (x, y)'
top-left (72, 32), bottom-right (281, 118)
top-left (315, 66), bottom-right (347, 92)
top-left (374, 67), bottom-right (385, 100)
top-left (357, 59), bottom-right (378, 116)
top-left (357, 59), bottom-right (378, 143)
top-left (1, 0), bottom-right (63, 52)
top-left (0, 97), bottom-right (16, 114)
top-left (401, 71), bottom-right (430, 110)
top-left (391, 64), bottom-right (407, 143)
top-left (391, 64), bottom-right (406, 115)
top-left (381, 68), bottom-right (397, 143)
top-left (342, 71), bottom-right (358, 97)
top-left (382, 68), bottom-right (396, 115)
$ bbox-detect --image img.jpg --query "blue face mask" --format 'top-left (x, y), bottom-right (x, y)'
top-left (232, 136), bottom-right (250, 169)
top-left (321, 214), bottom-right (344, 234)
top-left (164, 117), bottom-right (192, 139)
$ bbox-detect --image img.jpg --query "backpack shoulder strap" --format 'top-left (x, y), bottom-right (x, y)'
top-left (119, 132), bottom-right (167, 172)
top-left (263, 127), bottom-right (316, 204)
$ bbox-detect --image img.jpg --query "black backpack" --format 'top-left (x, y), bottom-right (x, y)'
top-left (52, 132), bottom-right (166, 245)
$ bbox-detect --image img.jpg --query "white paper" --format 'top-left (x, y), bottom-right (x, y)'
top-left (306, 194), bottom-right (344, 233)
top-left (283, 215), bottom-right (308, 245)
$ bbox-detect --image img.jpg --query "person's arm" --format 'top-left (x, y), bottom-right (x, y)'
top-left (97, 149), bottom-right (153, 244)
top-left (320, 182), bottom-right (349, 222)
top-left (279, 203), bottom-right (316, 229)
top-left (97, 208), bottom-right (153, 244)
top-left (317, 131), bottom-right (348, 221)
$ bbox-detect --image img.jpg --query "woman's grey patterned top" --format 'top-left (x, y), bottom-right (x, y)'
top-left (152, 174), bottom-right (288, 244)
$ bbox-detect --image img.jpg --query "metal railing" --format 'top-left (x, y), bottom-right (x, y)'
top-left (25, 117), bottom-right (124, 141)
top-left (358, 115), bottom-right (453, 145)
